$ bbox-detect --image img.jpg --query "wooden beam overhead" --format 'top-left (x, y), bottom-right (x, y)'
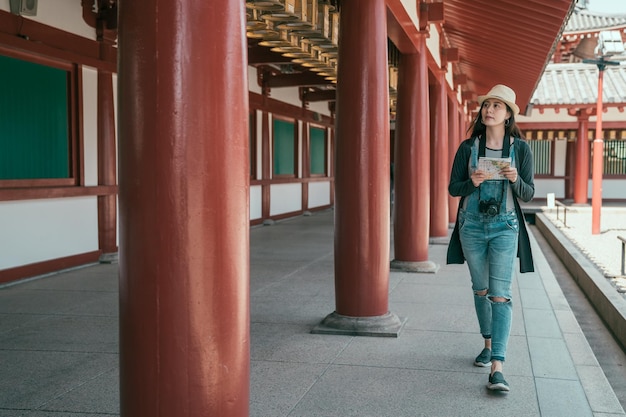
top-left (265, 72), bottom-right (334, 88)
top-left (301, 89), bottom-right (336, 102)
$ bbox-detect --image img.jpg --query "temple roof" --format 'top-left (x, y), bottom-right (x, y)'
top-left (531, 62), bottom-right (626, 106)
top-left (565, 10), bottom-right (626, 34)
top-left (532, 7), bottom-right (626, 108)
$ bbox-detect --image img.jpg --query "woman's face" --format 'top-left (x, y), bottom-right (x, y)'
top-left (481, 99), bottom-right (511, 127)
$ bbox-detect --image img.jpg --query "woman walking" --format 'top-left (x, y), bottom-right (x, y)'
top-left (447, 84), bottom-right (535, 392)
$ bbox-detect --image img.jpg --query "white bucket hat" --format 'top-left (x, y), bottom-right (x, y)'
top-left (477, 84), bottom-right (520, 116)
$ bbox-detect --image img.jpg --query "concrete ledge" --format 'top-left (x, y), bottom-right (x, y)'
top-left (535, 213), bottom-right (626, 350)
top-left (311, 311), bottom-right (407, 337)
top-left (390, 259), bottom-right (440, 273)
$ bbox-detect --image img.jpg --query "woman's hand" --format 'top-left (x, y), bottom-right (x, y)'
top-left (470, 169), bottom-right (487, 187)
top-left (500, 166), bottom-right (518, 183)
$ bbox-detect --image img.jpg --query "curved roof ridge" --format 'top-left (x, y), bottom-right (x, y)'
top-left (565, 10), bottom-right (626, 34)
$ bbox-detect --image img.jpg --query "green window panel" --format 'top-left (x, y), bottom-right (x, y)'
top-left (528, 140), bottom-right (551, 175)
top-left (603, 140), bottom-right (626, 176)
top-left (0, 55), bottom-right (69, 180)
top-left (309, 126), bottom-right (326, 175)
top-left (273, 119), bottom-right (295, 176)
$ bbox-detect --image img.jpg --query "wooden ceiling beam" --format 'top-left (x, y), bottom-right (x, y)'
top-left (301, 88), bottom-right (336, 102)
top-left (265, 72), bottom-right (334, 88)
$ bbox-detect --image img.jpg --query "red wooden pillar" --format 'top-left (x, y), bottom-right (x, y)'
top-left (316, 0), bottom-right (403, 336)
top-left (329, 128), bottom-right (335, 206)
top-left (97, 31), bottom-right (118, 261)
top-left (591, 69), bottom-right (605, 234)
top-left (430, 69), bottom-right (449, 237)
top-left (448, 96), bottom-right (460, 224)
top-left (565, 139), bottom-right (576, 199)
top-left (97, 69), bottom-right (118, 259)
top-left (117, 1), bottom-right (250, 416)
top-left (573, 111), bottom-right (590, 204)
top-left (390, 34), bottom-right (437, 273)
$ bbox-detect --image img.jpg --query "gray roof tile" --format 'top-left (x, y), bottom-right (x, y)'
top-left (565, 10), bottom-right (626, 34)
top-left (531, 63), bottom-right (626, 105)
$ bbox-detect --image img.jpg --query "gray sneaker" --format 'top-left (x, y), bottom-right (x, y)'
top-left (487, 371), bottom-right (510, 392)
top-left (474, 348), bottom-right (492, 367)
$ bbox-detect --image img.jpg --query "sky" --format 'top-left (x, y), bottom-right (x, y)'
top-left (586, 0), bottom-right (626, 13)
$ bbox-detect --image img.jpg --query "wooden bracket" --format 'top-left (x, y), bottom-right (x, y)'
top-left (453, 73), bottom-right (467, 88)
top-left (419, 1), bottom-right (444, 30)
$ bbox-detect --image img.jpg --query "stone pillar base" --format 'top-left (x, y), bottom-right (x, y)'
top-left (311, 311), bottom-right (406, 337)
top-left (390, 259), bottom-right (439, 273)
top-left (99, 252), bottom-right (119, 264)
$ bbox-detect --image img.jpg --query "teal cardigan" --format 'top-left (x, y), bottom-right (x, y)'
top-left (446, 136), bottom-right (536, 273)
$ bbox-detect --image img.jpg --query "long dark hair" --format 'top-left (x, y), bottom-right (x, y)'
top-left (467, 103), bottom-right (523, 139)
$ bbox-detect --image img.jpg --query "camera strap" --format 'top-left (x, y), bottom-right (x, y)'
top-left (478, 133), bottom-right (510, 158)
top-left (477, 133), bottom-right (510, 205)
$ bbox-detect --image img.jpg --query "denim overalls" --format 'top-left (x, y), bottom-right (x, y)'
top-left (458, 136), bottom-right (519, 363)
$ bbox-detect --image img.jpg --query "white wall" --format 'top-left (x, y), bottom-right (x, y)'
top-left (250, 185), bottom-right (262, 220)
top-left (554, 138), bottom-right (567, 177)
top-left (592, 179), bottom-right (625, 200)
top-left (535, 179), bottom-right (565, 199)
top-left (270, 183), bottom-right (302, 215)
top-left (309, 181), bottom-right (331, 208)
top-left (0, 0), bottom-right (96, 39)
top-left (0, 198), bottom-right (99, 269)
top-left (0, 2), bottom-right (102, 272)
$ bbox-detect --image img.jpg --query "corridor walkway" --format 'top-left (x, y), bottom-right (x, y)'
top-left (0, 209), bottom-right (624, 416)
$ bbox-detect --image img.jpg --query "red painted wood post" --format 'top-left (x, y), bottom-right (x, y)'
top-left (430, 69), bottom-right (449, 237)
top-left (390, 34), bottom-right (437, 272)
top-left (448, 96), bottom-right (460, 224)
top-left (97, 70), bottom-right (117, 257)
top-left (591, 70), bottom-right (605, 234)
top-left (334, 0), bottom-right (390, 317)
top-left (117, 1), bottom-right (250, 416)
top-left (573, 112), bottom-right (590, 204)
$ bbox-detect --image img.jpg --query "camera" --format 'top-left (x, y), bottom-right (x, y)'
top-left (479, 199), bottom-right (501, 216)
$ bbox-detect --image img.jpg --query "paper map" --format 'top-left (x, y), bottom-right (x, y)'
top-left (478, 157), bottom-right (511, 180)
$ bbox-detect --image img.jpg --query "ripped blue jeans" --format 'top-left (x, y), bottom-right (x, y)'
top-left (458, 209), bottom-right (519, 362)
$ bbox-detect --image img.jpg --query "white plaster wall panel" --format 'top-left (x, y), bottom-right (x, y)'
top-left (0, 197), bottom-right (98, 269)
top-left (308, 181), bottom-right (331, 208)
top-left (270, 183), bottom-right (301, 215)
top-left (445, 64), bottom-right (454, 89)
top-left (268, 87), bottom-right (302, 109)
top-left (535, 177), bottom-right (625, 200)
top-left (427, 26), bottom-right (441, 68)
top-left (554, 138), bottom-right (567, 176)
top-left (534, 179), bottom-right (565, 199)
top-left (255, 110), bottom-right (263, 180)
top-left (250, 185), bottom-right (262, 220)
top-left (248, 66), bottom-right (262, 95)
top-left (599, 108), bottom-right (625, 122)
top-left (82, 66), bottom-right (99, 186)
top-left (518, 109), bottom-right (578, 123)
top-left (589, 179), bottom-right (626, 200)
top-left (0, 1), bottom-right (96, 39)
top-left (307, 101), bottom-right (330, 116)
